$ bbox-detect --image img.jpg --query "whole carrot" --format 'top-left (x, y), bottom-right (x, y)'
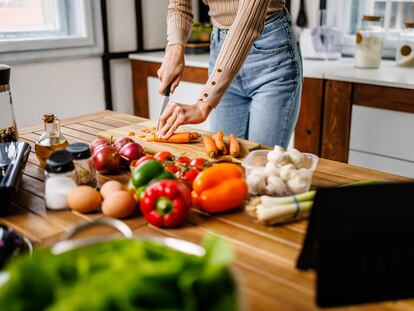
top-left (229, 133), bottom-right (240, 158)
top-left (203, 135), bottom-right (218, 158)
top-left (213, 130), bottom-right (227, 155)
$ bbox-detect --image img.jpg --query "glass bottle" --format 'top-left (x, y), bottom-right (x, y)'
top-left (0, 64), bottom-right (18, 143)
top-left (44, 150), bottom-right (76, 210)
top-left (396, 22), bottom-right (414, 67)
top-left (355, 16), bottom-right (385, 69)
top-left (67, 142), bottom-right (97, 188)
top-left (35, 114), bottom-right (68, 167)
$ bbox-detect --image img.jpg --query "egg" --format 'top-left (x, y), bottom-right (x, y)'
top-left (100, 180), bottom-right (124, 200)
top-left (67, 186), bottom-right (102, 213)
top-left (102, 190), bottom-right (136, 218)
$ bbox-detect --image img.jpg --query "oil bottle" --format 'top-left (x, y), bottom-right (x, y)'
top-left (35, 114), bottom-right (68, 166)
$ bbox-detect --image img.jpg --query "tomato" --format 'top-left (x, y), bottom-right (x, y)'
top-left (175, 156), bottom-right (191, 166)
top-left (181, 167), bottom-right (202, 186)
top-left (131, 155), bottom-right (155, 170)
top-left (165, 163), bottom-right (180, 175)
top-left (154, 151), bottom-right (175, 163)
top-left (190, 158), bottom-right (211, 169)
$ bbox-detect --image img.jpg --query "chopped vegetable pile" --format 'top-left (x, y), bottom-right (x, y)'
top-left (0, 236), bottom-right (238, 311)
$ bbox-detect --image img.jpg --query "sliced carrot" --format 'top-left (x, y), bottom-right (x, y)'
top-left (128, 131), bottom-right (135, 136)
top-left (152, 127), bottom-right (156, 130)
top-left (213, 130), bottom-right (227, 155)
top-left (229, 133), bottom-right (240, 158)
top-left (204, 135), bottom-right (218, 158)
top-left (148, 132), bottom-right (192, 143)
top-left (138, 135), bottom-right (146, 138)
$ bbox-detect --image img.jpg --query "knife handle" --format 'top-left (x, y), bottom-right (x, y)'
top-left (164, 83), bottom-right (172, 97)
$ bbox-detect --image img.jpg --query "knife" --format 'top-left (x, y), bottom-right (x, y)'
top-left (156, 83), bottom-right (172, 135)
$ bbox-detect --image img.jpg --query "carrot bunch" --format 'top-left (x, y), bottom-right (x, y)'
top-left (204, 130), bottom-right (240, 158)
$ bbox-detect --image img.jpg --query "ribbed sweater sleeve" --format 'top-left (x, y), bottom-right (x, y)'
top-left (167, 0), bottom-right (193, 46)
top-left (200, 0), bottom-right (271, 108)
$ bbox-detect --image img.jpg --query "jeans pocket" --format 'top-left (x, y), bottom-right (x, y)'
top-left (252, 25), bottom-right (290, 54)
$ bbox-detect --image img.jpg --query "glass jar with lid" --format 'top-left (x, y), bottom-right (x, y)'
top-left (396, 21), bottom-right (414, 67)
top-left (0, 65), bottom-right (18, 143)
top-left (355, 16), bottom-right (385, 69)
top-left (67, 142), bottom-right (97, 188)
top-left (35, 114), bottom-right (68, 167)
top-left (44, 150), bottom-right (77, 210)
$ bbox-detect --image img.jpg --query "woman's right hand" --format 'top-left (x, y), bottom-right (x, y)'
top-left (157, 44), bottom-right (185, 95)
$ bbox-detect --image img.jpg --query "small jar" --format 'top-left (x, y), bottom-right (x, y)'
top-left (396, 21), bottom-right (414, 67)
top-left (66, 142), bottom-right (97, 188)
top-left (355, 15), bottom-right (385, 69)
top-left (44, 150), bottom-right (77, 210)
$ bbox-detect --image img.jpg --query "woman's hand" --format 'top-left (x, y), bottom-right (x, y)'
top-left (157, 100), bottom-right (212, 139)
top-left (157, 44), bottom-right (185, 94)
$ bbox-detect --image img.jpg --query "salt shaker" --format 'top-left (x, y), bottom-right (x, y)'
top-left (66, 142), bottom-right (97, 188)
top-left (44, 150), bottom-right (77, 210)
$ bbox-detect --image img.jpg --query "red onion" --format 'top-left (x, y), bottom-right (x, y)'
top-left (90, 138), bottom-right (109, 155)
top-left (113, 137), bottom-right (135, 150)
top-left (119, 142), bottom-right (144, 166)
top-left (93, 145), bottom-right (121, 174)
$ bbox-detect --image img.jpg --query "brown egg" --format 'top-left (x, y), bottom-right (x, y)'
top-left (102, 190), bottom-right (136, 219)
top-left (100, 180), bottom-right (124, 200)
top-left (67, 186), bottom-right (102, 213)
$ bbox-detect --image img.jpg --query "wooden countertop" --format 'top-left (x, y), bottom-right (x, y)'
top-left (2, 110), bottom-right (412, 311)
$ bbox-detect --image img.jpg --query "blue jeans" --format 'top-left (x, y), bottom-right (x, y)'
top-left (208, 8), bottom-right (303, 148)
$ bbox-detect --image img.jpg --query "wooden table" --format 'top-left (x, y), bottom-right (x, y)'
top-left (2, 110), bottom-right (412, 311)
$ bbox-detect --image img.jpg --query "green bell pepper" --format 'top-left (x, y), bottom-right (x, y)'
top-left (131, 160), bottom-right (164, 188)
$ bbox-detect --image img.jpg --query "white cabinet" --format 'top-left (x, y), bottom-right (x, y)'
top-left (349, 105), bottom-right (414, 178)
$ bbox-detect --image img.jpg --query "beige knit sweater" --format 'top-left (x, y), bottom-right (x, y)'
top-left (167, 0), bottom-right (285, 108)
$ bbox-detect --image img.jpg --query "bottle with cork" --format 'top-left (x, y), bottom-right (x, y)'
top-left (35, 114), bottom-right (68, 166)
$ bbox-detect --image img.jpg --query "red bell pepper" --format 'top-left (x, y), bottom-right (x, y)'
top-left (140, 180), bottom-right (191, 228)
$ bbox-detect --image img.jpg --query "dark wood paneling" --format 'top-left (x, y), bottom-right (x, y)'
top-left (321, 80), bottom-right (353, 163)
top-left (131, 60), bottom-right (208, 119)
top-left (294, 78), bottom-right (324, 155)
top-left (353, 83), bottom-right (414, 114)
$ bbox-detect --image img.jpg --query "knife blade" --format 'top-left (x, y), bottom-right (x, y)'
top-left (156, 83), bottom-right (172, 135)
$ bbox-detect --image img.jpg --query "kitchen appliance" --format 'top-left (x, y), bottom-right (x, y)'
top-left (0, 142), bottom-right (31, 213)
top-left (300, 0), bottom-right (343, 60)
top-left (0, 64), bottom-right (18, 143)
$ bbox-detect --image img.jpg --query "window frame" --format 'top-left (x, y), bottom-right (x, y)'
top-left (0, 0), bottom-right (103, 64)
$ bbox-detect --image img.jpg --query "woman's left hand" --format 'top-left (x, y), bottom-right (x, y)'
top-left (157, 100), bottom-right (212, 139)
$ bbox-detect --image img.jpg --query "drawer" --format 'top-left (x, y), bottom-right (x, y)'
top-left (349, 149), bottom-right (414, 178)
top-left (349, 105), bottom-right (414, 162)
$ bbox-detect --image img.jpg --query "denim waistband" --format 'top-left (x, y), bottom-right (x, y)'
top-left (213, 7), bottom-right (290, 42)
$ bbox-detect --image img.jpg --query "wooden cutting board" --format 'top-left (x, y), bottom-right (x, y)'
top-left (98, 120), bottom-right (261, 163)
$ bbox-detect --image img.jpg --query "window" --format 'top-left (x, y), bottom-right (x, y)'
top-left (328, 0), bottom-right (414, 58)
top-left (0, 0), bottom-right (103, 62)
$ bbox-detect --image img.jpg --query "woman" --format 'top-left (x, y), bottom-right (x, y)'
top-left (157, 0), bottom-right (302, 148)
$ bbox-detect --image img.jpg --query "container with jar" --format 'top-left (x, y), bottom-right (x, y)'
top-left (35, 114), bottom-right (68, 166)
top-left (44, 150), bottom-right (77, 210)
top-left (0, 65), bottom-right (18, 143)
top-left (66, 142), bottom-right (97, 188)
top-left (396, 22), bottom-right (414, 67)
top-left (355, 16), bottom-right (385, 69)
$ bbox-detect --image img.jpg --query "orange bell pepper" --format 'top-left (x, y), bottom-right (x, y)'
top-left (191, 163), bottom-right (248, 213)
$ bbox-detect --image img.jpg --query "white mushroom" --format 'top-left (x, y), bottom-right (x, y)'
top-left (247, 172), bottom-right (266, 195)
top-left (279, 164), bottom-right (296, 181)
top-left (264, 162), bottom-right (280, 177)
top-left (287, 175), bottom-right (310, 194)
top-left (287, 148), bottom-right (305, 168)
top-left (267, 151), bottom-right (288, 166)
top-left (265, 176), bottom-right (288, 196)
top-left (273, 145), bottom-right (285, 154)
